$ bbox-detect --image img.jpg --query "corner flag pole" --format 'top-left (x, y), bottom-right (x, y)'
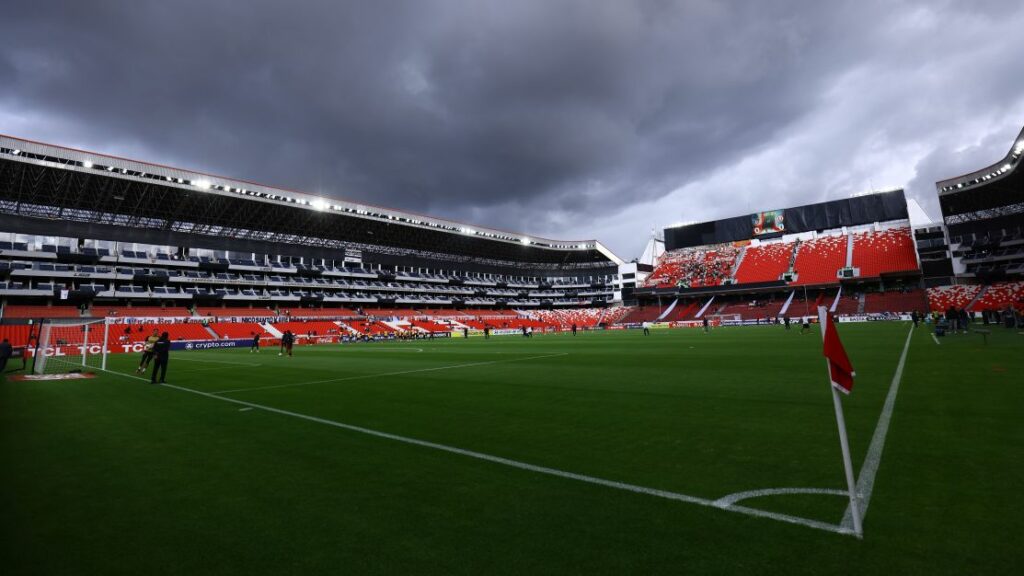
top-left (818, 305), bottom-right (863, 537)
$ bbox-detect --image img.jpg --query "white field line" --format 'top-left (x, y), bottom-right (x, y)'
top-left (841, 325), bottom-right (914, 531)
top-left (715, 487), bottom-right (848, 507)
top-left (99, 367), bottom-right (854, 537)
top-left (209, 352), bottom-right (571, 395)
top-left (930, 333), bottom-right (940, 345)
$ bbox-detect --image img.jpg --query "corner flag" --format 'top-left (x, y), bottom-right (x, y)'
top-left (817, 304), bottom-right (863, 536)
top-left (822, 310), bottom-right (855, 394)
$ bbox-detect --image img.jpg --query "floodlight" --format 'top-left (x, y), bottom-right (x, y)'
top-left (83, 161), bottom-right (93, 168)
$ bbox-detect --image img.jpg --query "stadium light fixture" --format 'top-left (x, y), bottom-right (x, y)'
top-left (194, 180), bottom-right (211, 189)
top-left (11, 149), bottom-right (19, 155)
top-left (1001, 163), bottom-right (1012, 172)
top-left (311, 199), bottom-right (328, 211)
top-left (521, 237), bottom-right (531, 245)
top-left (83, 160), bottom-right (93, 168)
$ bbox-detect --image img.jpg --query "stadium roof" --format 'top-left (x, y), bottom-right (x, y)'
top-left (935, 125), bottom-right (1024, 230)
top-left (936, 124), bottom-right (1024, 195)
top-left (0, 135), bottom-right (623, 267)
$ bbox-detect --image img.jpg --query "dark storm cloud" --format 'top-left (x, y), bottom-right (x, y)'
top-left (2, 0), bottom-right (1024, 258)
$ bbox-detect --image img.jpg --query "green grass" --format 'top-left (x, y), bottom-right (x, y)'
top-left (2, 323), bottom-right (1022, 574)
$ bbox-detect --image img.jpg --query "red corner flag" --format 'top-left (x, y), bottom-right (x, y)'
top-left (821, 308), bottom-right (855, 394)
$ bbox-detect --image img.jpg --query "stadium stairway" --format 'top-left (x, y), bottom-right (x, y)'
top-left (695, 296), bottom-right (716, 318)
top-left (261, 323), bottom-right (284, 338)
top-left (656, 299), bottom-right (679, 321)
top-left (966, 285), bottom-right (989, 311)
top-left (778, 291), bottom-right (796, 316)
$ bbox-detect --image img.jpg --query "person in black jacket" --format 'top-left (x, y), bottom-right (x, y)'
top-left (0, 338), bottom-right (12, 373)
top-left (150, 332), bottom-right (170, 384)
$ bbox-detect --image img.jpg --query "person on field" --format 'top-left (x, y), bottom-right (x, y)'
top-left (784, 316), bottom-right (791, 330)
top-left (279, 330), bottom-right (295, 357)
top-left (150, 332), bottom-right (170, 384)
top-left (250, 331), bottom-right (261, 353)
top-left (0, 338), bottom-right (12, 373)
top-left (642, 321), bottom-right (651, 336)
top-left (800, 317), bottom-right (811, 334)
top-left (571, 323), bottom-right (577, 336)
top-left (136, 329), bottom-right (160, 373)
top-left (703, 316), bottom-right (710, 333)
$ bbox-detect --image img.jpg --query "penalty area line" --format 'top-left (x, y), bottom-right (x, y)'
top-left (98, 366), bottom-right (855, 538)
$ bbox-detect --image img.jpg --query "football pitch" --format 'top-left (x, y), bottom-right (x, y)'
top-left (3, 323), bottom-right (1022, 574)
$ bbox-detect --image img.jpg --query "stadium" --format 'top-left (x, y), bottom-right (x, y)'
top-left (2, 122), bottom-right (1022, 573)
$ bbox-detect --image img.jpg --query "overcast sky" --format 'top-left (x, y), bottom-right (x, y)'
top-left (2, 0), bottom-right (1023, 260)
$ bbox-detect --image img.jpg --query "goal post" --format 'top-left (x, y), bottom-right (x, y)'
top-left (32, 317), bottom-right (110, 375)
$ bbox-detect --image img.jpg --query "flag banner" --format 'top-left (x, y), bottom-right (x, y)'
top-left (820, 307), bottom-right (855, 394)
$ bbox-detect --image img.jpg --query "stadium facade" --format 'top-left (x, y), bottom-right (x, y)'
top-left (0, 126), bottom-right (1021, 347)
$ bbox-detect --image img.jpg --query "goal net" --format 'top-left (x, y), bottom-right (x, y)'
top-left (32, 318), bottom-right (109, 375)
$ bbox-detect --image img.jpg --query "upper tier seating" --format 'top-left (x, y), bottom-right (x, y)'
top-left (646, 244), bottom-right (741, 288)
top-left (792, 234), bottom-right (847, 285)
top-left (2, 305), bottom-right (81, 318)
top-left (734, 242), bottom-right (795, 284)
top-left (926, 285), bottom-right (981, 312)
top-left (852, 227), bottom-right (918, 277)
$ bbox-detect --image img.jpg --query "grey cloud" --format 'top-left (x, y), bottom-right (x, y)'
top-left (2, 0), bottom-right (1023, 259)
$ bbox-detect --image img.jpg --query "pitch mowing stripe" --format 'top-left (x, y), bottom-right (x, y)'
top-left (100, 367), bottom-right (855, 537)
top-left (208, 352), bottom-right (571, 395)
top-left (841, 324), bottom-right (915, 531)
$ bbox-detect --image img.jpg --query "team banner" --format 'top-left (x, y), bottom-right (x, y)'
top-left (752, 209), bottom-right (785, 236)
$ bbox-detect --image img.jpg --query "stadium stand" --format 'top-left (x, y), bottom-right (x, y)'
top-left (862, 290), bottom-right (928, 314)
top-left (646, 244), bottom-right (740, 288)
top-left (926, 285), bottom-right (982, 312)
top-left (969, 281), bottom-right (1024, 312)
top-left (852, 227), bottom-right (918, 277)
top-left (97, 306), bottom-right (192, 318)
top-left (792, 234), bottom-right (847, 285)
top-left (2, 305), bottom-right (81, 318)
top-left (272, 321), bottom-right (347, 337)
top-left (207, 322), bottom-right (271, 339)
top-left (733, 242), bottom-right (795, 284)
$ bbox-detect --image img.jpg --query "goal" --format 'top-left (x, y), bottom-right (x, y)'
top-left (32, 318), bottom-right (110, 375)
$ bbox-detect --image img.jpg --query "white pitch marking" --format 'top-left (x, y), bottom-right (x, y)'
top-left (209, 352), bottom-right (570, 395)
top-left (715, 487), bottom-right (848, 507)
top-left (100, 367), bottom-right (854, 537)
top-left (930, 333), bottom-right (940, 345)
top-left (238, 407), bottom-right (253, 412)
top-left (175, 356), bottom-right (262, 367)
top-left (841, 324), bottom-right (914, 531)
